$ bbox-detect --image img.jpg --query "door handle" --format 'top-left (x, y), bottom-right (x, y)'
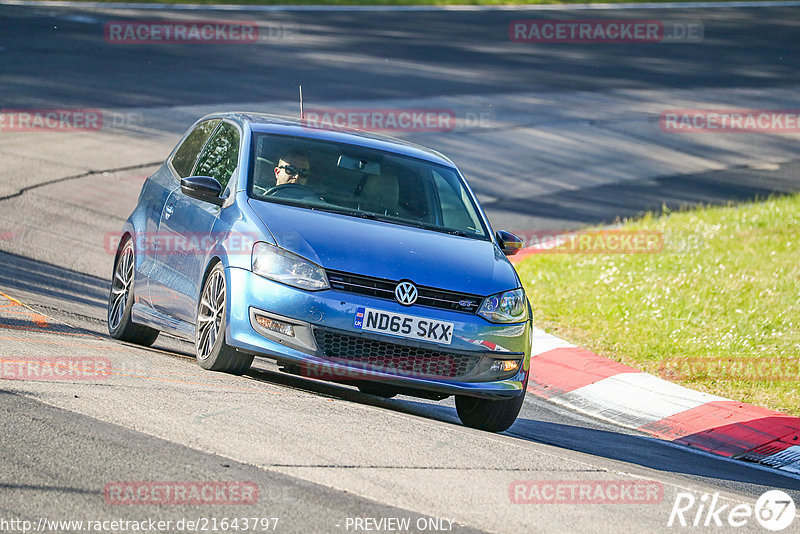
top-left (164, 203), bottom-right (174, 220)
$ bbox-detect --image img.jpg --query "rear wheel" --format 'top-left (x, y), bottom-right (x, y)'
top-left (195, 263), bottom-right (253, 375)
top-left (107, 238), bottom-right (159, 346)
top-left (455, 375), bottom-right (528, 433)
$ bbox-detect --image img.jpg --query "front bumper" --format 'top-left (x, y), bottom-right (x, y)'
top-left (224, 267), bottom-right (531, 399)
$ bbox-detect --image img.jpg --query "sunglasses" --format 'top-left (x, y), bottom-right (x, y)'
top-left (278, 165), bottom-right (311, 179)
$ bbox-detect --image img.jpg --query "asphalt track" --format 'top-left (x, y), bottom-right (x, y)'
top-left (1, 3), bottom-right (800, 533)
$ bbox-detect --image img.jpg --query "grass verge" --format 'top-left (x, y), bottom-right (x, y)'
top-left (515, 194), bottom-right (800, 415)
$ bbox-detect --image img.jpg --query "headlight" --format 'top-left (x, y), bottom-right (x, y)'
top-left (251, 242), bottom-right (329, 291)
top-left (478, 288), bottom-right (528, 323)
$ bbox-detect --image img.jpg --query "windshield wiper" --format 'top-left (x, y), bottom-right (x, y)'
top-left (280, 202), bottom-right (480, 238)
top-left (367, 215), bottom-right (472, 237)
top-left (446, 229), bottom-right (468, 237)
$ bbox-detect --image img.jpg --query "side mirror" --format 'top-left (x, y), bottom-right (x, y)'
top-left (496, 230), bottom-right (524, 256)
top-left (181, 176), bottom-right (224, 206)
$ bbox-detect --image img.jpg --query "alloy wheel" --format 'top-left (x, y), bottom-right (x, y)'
top-left (108, 243), bottom-right (134, 331)
top-left (197, 269), bottom-right (226, 360)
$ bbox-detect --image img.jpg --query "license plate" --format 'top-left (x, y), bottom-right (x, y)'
top-left (354, 307), bottom-right (454, 345)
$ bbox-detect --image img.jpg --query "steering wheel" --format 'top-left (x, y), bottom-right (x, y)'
top-left (265, 183), bottom-right (324, 202)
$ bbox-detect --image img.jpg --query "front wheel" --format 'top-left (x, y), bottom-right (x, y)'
top-left (455, 377), bottom-right (527, 433)
top-left (195, 263), bottom-right (253, 375)
top-left (107, 237), bottom-right (159, 346)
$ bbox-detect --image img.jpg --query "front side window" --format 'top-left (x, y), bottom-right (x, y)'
top-left (193, 122), bottom-right (240, 191)
top-left (431, 170), bottom-right (484, 236)
top-left (170, 119), bottom-right (220, 178)
top-left (248, 133), bottom-right (488, 240)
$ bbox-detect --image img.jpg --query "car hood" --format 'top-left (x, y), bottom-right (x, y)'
top-left (248, 199), bottom-right (520, 296)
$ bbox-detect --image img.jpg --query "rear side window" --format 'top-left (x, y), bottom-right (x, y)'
top-left (171, 119), bottom-right (220, 178)
top-left (193, 122), bottom-right (240, 191)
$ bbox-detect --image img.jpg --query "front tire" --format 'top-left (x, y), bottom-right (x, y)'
top-left (195, 263), bottom-right (253, 375)
top-left (455, 375), bottom-right (528, 433)
top-left (107, 237), bottom-right (159, 346)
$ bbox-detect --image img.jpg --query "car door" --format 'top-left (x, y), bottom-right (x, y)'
top-left (146, 119), bottom-right (220, 314)
top-left (151, 121), bottom-right (241, 324)
top-left (131, 164), bottom-right (175, 309)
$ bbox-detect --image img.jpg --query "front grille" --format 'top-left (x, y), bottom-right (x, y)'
top-left (313, 329), bottom-right (482, 379)
top-left (326, 270), bottom-right (482, 314)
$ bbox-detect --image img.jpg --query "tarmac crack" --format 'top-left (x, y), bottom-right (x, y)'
top-left (0, 161), bottom-right (161, 202)
top-left (269, 465), bottom-right (606, 471)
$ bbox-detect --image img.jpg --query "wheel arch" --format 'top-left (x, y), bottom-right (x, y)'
top-left (112, 231), bottom-right (133, 269)
top-left (198, 256), bottom-right (225, 307)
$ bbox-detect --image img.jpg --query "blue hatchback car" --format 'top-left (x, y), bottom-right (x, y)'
top-left (108, 112), bottom-right (531, 432)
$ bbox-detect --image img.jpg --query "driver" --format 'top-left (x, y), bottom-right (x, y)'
top-left (274, 151), bottom-right (311, 187)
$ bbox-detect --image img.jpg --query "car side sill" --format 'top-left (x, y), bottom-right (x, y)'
top-left (131, 303), bottom-right (194, 341)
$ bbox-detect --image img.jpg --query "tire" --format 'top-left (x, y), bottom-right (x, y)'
top-left (455, 374), bottom-right (528, 433)
top-left (357, 383), bottom-right (398, 398)
top-left (107, 237), bottom-right (159, 346)
top-left (195, 263), bottom-right (253, 375)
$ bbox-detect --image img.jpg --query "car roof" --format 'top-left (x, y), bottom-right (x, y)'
top-left (205, 112), bottom-right (457, 168)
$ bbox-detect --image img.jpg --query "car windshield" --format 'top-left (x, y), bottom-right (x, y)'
top-left (248, 133), bottom-right (489, 240)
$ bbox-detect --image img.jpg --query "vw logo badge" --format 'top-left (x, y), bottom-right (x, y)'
top-left (395, 281), bottom-right (418, 306)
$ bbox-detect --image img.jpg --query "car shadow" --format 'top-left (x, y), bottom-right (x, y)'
top-left (0, 250), bottom-right (196, 358)
top-left (245, 364), bottom-right (800, 495)
top-left (0, 250), bottom-right (109, 312)
top-left (3, 249), bottom-right (799, 495)
top-left (507, 415), bottom-right (800, 494)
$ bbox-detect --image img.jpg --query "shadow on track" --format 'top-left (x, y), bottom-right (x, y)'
top-left (0, 250), bottom-right (108, 311)
top-left (482, 159), bottom-right (800, 228)
top-left (4, 249), bottom-right (799, 497)
top-left (508, 416), bottom-right (800, 495)
top-left (244, 363), bottom-right (800, 496)
top-left (0, 250), bottom-right (196, 357)
top-left (2, 7), bottom-right (800, 108)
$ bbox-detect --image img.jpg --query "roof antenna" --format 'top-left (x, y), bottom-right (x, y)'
top-left (299, 85), bottom-right (304, 120)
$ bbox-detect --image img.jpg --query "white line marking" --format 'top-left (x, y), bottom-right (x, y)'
top-left (780, 463), bottom-right (800, 474)
top-left (763, 445), bottom-right (800, 471)
top-left (531, 326), bottom-right (576, 357)
top-left (1, 0), bottom-right (799, 11)
top-left (553, 372), bottom-right (729, 428)
top-left (61, 14), bottom-right (100, 22)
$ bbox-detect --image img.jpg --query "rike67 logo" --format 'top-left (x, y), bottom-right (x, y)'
top-left (668, 490), bottom-right (796, 531)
